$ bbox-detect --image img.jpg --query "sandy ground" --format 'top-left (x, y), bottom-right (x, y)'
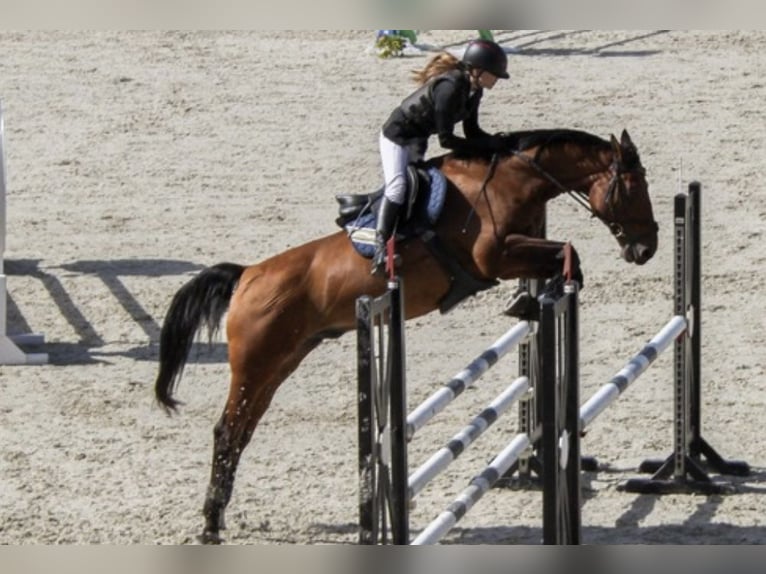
top-left (1, 30), bottom-right (766, 545)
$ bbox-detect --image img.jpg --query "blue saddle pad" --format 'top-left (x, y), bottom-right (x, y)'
top-left (344, 167), bottom-right (447, 258)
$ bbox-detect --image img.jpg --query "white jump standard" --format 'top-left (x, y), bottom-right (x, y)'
top-left (0, 99), bottom-right (47, 365)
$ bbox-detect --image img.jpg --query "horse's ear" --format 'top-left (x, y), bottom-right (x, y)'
top-left (610, 134), bottom-right (622, 159)
top-left (621, 129), bottom-right (634, 148)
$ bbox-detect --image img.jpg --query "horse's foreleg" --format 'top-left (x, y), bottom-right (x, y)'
top-left (491, 235), bottom-right (583, 319)
top-left (496, 234), bottom-right (582, 283)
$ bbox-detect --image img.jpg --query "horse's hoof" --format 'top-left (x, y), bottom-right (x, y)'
top-left (503, 291), bottom-right (539, 321)
top-left (197, 530), bottom-right (223, 545)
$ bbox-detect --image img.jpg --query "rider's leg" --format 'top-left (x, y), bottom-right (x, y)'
top-left (373, 133), bottom-right (410, 275)
top-left (371, 196), bottom-right (401, 275)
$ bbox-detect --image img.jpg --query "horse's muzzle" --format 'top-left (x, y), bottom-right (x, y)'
top-left (622, 240), bottom-right (657, 265)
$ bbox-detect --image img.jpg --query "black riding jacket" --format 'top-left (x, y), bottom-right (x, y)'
top-left (382, 68), bottom-right (500, 156)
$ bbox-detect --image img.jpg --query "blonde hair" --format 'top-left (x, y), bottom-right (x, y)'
top-left (410, 52), bottom-right (462, 86)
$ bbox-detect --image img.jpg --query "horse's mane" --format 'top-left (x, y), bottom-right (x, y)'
top-left (508, 129), bottom-right (610, 153)
top-left (442, 128), bottom-right (612, 164)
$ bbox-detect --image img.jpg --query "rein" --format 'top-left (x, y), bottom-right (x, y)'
top-left (509, 149), bottom-right (657, 243)
top-left (461, 152), bottom-right (500, 234)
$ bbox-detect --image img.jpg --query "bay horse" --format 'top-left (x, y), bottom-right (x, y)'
top-left (154, 128), bottom-right (658, 543)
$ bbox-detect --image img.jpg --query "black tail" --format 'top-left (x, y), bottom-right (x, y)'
top-left (155, 262), bottom-right (246, 414)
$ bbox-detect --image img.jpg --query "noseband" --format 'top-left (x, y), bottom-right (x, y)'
top-left (601, 161), bottom-right (658, 244)
top-left (511, 150), bottom-right (658, 244)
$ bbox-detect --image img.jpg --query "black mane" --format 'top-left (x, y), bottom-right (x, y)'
top-left (507, 128), bottom-right (610, 153)
top-left (446, 128), bottom-right (612, 163)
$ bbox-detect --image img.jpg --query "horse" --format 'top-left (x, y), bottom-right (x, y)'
top-left (154, 128), bottom-right (658, 543)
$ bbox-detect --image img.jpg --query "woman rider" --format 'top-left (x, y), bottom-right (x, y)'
top-left (372, 39), bottom-right (510, 275)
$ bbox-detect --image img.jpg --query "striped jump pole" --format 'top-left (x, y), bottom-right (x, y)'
top-left (412, 431), bottom-right (534, 545)
top-left (408, 375), bottom-right (530, 500)
top-left (406, 321), bottom-right (532, 439)
top-left (357, 284), bottom-right (534, 545)
top-left (579, 315), bottom-right (687, 429)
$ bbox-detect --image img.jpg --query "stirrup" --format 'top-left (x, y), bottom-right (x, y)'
top-left (371, 250), bottom-right (386, 276)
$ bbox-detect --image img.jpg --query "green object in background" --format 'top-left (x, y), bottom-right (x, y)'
top-left (478, 30), bottom-right (494, 41)
top-left (375, 34), bottom-right (407, 58)
top-left (375, 30), bottom-right (496, 59)
top-left (375, 30), bottom-right (417, 58)
top-left (398, 30), bottom-right (418, 44)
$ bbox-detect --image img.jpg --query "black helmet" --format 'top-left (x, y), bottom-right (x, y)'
top-left (461, 40), bottom-right (509, 79)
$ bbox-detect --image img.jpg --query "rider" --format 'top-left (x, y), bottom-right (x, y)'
top-left (372, 39), bottom-right (510, 275)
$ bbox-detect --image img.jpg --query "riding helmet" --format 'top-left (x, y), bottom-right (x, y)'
top-left (461, 39), bottom-right (510, 79)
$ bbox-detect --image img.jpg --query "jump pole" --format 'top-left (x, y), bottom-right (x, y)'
top-left (358, 274), bottom-right (580, 545)
top-left (0, 99), bottom-right (47, 365)
top-left (411, 431), bottom-right (534, 545)
top-left (407, 375), bottom-right (530, 499)
top-left (406, 320), bottom-right (531, 439)
top-left (578, 315), bottom-right (687, 429)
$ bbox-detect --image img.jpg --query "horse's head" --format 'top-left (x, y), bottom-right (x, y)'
top-left (589, 130), bottom-right (658, 265)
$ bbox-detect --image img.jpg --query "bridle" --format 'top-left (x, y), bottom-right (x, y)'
top-left (510, 150), bottom-right (659, 244)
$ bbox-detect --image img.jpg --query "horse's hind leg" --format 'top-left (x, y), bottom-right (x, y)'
top-left (200, 390), bottom-right (269, 544)
top-left (200, 417), bottom-right (237, 543)
top-left (199, 333), bottom-right (320, 544)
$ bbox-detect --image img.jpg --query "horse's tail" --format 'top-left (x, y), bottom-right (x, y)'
top-left (155, 262), bottom-right (246, 414)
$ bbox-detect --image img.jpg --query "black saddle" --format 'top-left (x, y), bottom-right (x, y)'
top-left (335, 164), bottom-right (429, 228)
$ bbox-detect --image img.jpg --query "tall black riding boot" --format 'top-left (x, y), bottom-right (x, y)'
top-left (371, 197), bottom-right (402, 276)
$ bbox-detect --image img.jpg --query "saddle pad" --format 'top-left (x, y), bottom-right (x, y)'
top-left (345, 167), bottom-right (447, 258)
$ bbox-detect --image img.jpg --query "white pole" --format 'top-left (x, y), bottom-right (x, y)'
top-left (406, 321), bottom-right (531, 438)
top-left (408, 376), bottom-right (529, 499)
top-left (411, 432), bottom-right (531, 545)
top-left (579, 315), bottom-right (687, 429)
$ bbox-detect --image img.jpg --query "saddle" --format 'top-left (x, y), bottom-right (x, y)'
top-left (335, 165), bottom-right (497, 314)
top-left (335, 165), bottom-right (429, 228)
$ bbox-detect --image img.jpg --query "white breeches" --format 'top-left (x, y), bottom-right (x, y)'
top-left (379, 132), bottom-right (422, 205)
